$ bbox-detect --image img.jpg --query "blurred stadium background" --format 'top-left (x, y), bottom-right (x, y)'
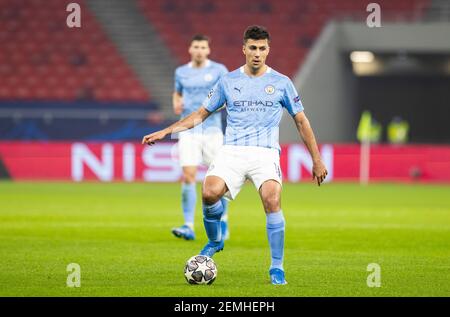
top-left (0, 0), bottom-right (449, 182)
top-left (0, 0), bottom-right (449, 297)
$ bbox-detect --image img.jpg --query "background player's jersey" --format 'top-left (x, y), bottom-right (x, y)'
top-left (203, 66), bottom-right (304, 151)
top-left (175, 60), bottom-right (228, 133)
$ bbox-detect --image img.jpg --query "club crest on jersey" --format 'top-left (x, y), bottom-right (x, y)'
top-left (265, 85), bottom-right (275, 95)
top-left (204, 73), bottom-right (213, 82)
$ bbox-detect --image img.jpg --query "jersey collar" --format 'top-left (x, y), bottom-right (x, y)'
top-left (189, 59), bottom-right (211, 68)
top-left (240, 65), bottom-right (272, 77)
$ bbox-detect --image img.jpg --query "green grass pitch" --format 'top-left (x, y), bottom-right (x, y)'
top-left (0, 181), bottom-right (449, 296)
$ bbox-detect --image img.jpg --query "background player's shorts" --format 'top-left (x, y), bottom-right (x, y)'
top-left (205, 145), bottom-right (282, 200)
top-left (178, 131), bottom-right (224, 167)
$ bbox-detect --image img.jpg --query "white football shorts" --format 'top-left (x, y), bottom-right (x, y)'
top-left (205, 145), bottom-right (282, 200)
top-left (178, 131), bottom-right (224, 167)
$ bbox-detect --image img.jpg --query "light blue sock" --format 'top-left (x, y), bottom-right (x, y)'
top-left (266, 210), bottom-right (285, 271)
top-left (220, 197), bottom-right (229, 216)
top-left (181, 183), bottom-right (196, 227)
top-left (203, 200), bottom-right (224, 243)
top-left (220, 197), bottom-right (229, 239)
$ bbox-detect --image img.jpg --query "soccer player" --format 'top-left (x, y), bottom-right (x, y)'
top-left (171, 34), bottom-right (230, 241)
top-left (142, 26), bottom-right (328, 285)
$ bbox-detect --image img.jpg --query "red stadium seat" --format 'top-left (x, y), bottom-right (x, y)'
top-left (137, 0), bottom-right (430, 77)
top-left (0, 0), bottom-right (150, 102)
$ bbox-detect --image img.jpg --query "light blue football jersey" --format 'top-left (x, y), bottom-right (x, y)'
top-left (174, 60), bottom-right (228, 133)
top-left (203, 66), bottom-right (304, 151)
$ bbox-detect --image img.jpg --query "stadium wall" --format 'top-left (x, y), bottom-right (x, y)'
top-left (0, 142), bottom-right (449, 183)
top-left (286, 21), bottom-right (450, 143)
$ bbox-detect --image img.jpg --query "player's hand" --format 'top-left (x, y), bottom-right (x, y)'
top-left (173, 99), bottom-right (183, 115)
top-left (142, 129), bottom-right (168, 146)
top-left (312, 160), bottom-right (328, 186)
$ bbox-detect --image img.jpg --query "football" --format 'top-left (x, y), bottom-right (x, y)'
top-left (184, 255), bottom-right (218, 285)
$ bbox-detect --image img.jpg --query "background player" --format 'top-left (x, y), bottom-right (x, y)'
top-left (171, 34), bottom-right (230, 241)
top-left (143, 26), bottom-right (328, 285)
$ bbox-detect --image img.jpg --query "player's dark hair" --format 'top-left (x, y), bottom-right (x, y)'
top-left (191, 34), bottom-right (210, 44)
top-left (243, 25), bottom-right (270, 43)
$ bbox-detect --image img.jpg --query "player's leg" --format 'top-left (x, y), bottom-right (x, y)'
top-left (172, 166), bottom-right (197, 240)
top-left (202, 132), bottom-right (230, 240)
top-left (172, 133), bottom-right (201, 240)
top-left (259, 180), bottom-right (287, 285)
top-left (248, 147), bottom-right (286, 285)
top-left (199, 145), bottom-right (246, 257)
top-left (199, 175), bottom-right (228, 256)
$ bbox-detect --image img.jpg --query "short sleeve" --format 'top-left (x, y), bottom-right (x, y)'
top-left (203, 78), bottom-right (226, 112)
top-left (174, 69), bottom-right (182, 93)
top-left (281, 79), bottom-right (304, 117)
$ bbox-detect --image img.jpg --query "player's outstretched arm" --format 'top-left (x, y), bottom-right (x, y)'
top-left (142, 106), bottom-right (211, 146)
top-left (293, 112), bottom-right (328, 186)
